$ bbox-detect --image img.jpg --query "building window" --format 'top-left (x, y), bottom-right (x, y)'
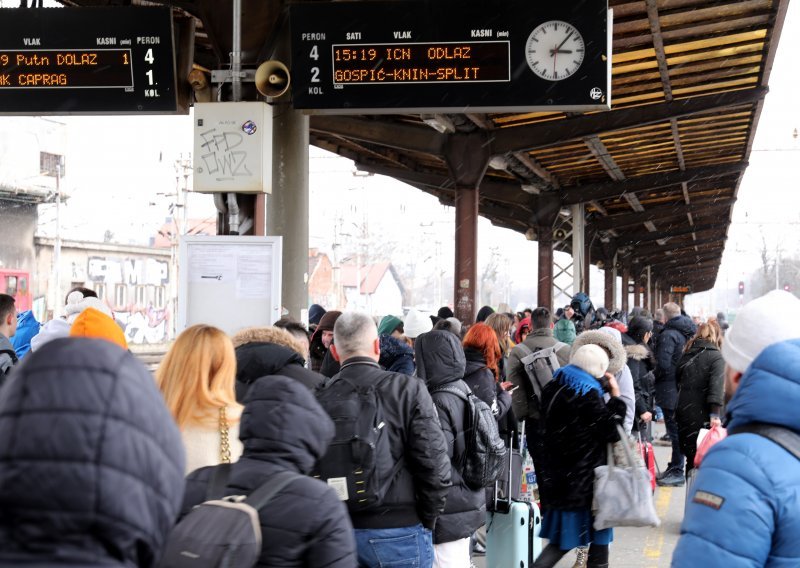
top-left (40, 152), bottom-right (65, 177)
top-left (135, 285), bottom-right (147, 306)
top-left (5, 276), bottom-right (17, 296)
top-left (154, 286), bottom-right (167, 309)
top-left (95, 284), bottom-right (106, 301)
top-left (114, 284), bottom-right (127, 308)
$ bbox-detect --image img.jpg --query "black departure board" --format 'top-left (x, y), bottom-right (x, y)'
top-left (0, 7), bottom-right (177, 114)
top-left (290, 0), bottom-right (610, 114)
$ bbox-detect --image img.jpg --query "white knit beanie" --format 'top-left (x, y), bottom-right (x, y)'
top-left (721, 290), bottom-right (800, 373)
top-left (570, 344), bottom-right (610, 379)
top-left (404, 309), bottom-right (433, 339)
top-left (64, 290), bottom-right (113, 324)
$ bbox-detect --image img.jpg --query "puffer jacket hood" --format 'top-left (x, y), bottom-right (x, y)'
top-left (234, 339), bottom-right (323, 400)
top-left (232, 326), bottom-right (305, 355)
top-left (673, 338), bottom-right (800, 566)
top-left (665, 315), bottom-right (696, 340)
top-left (236, 341), bottom-right (304, 383)
top-left (626, 343), bottom-right (653, 362)
top-left (414, 330), bottom-right (466, 388)
top-left (571, 329), bottom-right (628, 375)
top-left (240, 374), bottom-right (334, 475)
top-left (0, 338), bottom-right (185, 567)
top-left (727, 338), bottom-right (800, 431)
top-left (379, 334), bottom-right (415, 374)
top-left (10, 309), bottom-right (40, 359)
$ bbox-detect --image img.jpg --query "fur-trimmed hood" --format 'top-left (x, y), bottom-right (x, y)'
top-left (232, 326), bottom-right (305, 356)
top-left (625, 343), bottom-right (652, 362)
top-left (571, 330), bottom-right (627, 375)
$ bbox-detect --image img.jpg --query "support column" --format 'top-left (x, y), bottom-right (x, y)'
top-left (571, 203), bottom-right (586, 295)
top-left (634, 271), bottom-right (643, 308)
top-left (267, 27), bottom-right (309, 319)
top-left (602, 242), bottom-right (616, 310)
top-left (445, 133), bottom-right (490, 324)
top-left (532, 194), bottom-right (561, 313)
top-left (584, 235), bottom-right (592, 296)
top-left (454, 186), bottom-right (479, 324)
top-left (621, 263), bottom-right (631, 315)
top-left (646, 265), bottom-right (652, 311)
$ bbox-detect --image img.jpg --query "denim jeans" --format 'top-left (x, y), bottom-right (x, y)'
top-left (354, 524), bottom-right (433, 568)
top-left (663, 407), bottom-right (685, 470)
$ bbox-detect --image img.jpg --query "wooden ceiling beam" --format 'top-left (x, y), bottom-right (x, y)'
top-left (354, 162), bottom-right (532, 208)
top-left (558, 161), bottom-right (746, 205)
top-left (613, 223), bottom-right (728, 245)
top-left (491, 87), bottom-right (767, 155)
top-left (590, 199), bottom-right (735, 231)
top-left (310, 116), bottom-right (446, 156)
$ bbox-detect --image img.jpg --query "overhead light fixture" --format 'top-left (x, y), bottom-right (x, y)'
top-left (521, 184), bottom-right (541, 195)
top-left (525, 228), bottom-right (537, 241)
top-left (558, 207), bottom-right (572, 217)
top-left (420, 114), bottom-right (456, 134)
top-left (488, 156), bottom-right (508, 170)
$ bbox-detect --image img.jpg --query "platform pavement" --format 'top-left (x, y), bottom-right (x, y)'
top-left (474, 423), bottom-right (683, 568)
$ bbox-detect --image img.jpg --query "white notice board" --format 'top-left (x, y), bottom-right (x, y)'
top-left (178, 236), bottom-right (282, 336)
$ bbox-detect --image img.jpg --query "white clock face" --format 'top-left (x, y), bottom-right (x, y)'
top-left (525, 21), bottom-right (585, 81)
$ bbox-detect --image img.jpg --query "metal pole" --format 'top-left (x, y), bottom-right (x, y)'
top-left (231, 0), bottom-right (242, 102)
top-left (647, 265), bottom-right (652, 311)
top-left (571, 203), bottom-right (585, 294)
top-left (267, 24), bottom-right (309, 319)
top-left (53, 163), bottom-right (62, 315)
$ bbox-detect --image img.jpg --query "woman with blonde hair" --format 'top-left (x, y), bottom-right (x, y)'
top-left (675, 322), bottom-right (725, 478)
top-left (157, 324), bottom-right (244, 474)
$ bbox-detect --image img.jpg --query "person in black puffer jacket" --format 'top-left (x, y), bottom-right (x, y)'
top-left (654, 303), bottom-right (696, 483)
top-left (675, 322), bottom-right (725, 477)
top-left (625, 316), bottom-right (657, 436)
top-left (379, 333), bottom-right (415, 374)
top-left (234, 326), bottom-right (323, 401)
top-left (415, 330), bottom-right (485, 567)
top-left (462, 322), bottom-right (512, 421)
top-left (535, 345), bottom-right (626, 568)
top-left (0, 338), bottom-right (186, 567)
top-left (181, 374), bottom-right (357, 568)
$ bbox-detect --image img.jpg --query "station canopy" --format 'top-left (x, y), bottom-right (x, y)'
top-left (57, 0), bottom-right (790, 293)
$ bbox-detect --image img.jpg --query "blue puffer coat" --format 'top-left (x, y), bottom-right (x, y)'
top-left (0, 338), bottom-right (186, 567)
top-left (379, 334), bottom-right (415, 375)
top-left (672, 338), bottom-right (800, 568)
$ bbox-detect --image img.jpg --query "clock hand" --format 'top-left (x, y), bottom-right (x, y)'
top-left (555, 30), bottom-right (574, 53)
top-left (554, 49), bottom-right (573, 54)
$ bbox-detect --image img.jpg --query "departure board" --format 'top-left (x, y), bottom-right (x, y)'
top-left (290, 0), bottom-right (610, 114)
top-left (0, 7), bottom-right (177, 114)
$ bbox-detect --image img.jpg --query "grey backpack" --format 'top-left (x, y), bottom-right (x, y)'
top-left (517, 342), bottom-right (567, 419)
top-left (158, 465), bottom-right (300, 568)
top-left (432, 381), bottom-right (507, 490)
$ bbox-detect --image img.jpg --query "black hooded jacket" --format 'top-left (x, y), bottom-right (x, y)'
top-left (379, 334), bottom-right (415, 375)
top-left (0, 338), bottom-right (186, 567)
top-left (316, 357), bottom-right (451, 532)
top-left (235, 341), bottom-right (323, 401)
top-left (538, 371), bottom-right (626, 510)
top-left (654, 315), bottom-right (696, 408)
top-left (463, 347), bottom-right (511, 422)
top-left (415, 331), bottom-right (485, 544)
top-left (182, 375), bottom-right (357, 568)
top-left (626, 342), bottom-right (657, 432)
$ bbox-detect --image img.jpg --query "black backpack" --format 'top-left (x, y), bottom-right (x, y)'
top-left (0, 349), bottom-right (17, 375)
top-left (432, 381), bottom-right (507, 490)
top-left (158, 465), bottom-right (301, 568)
top-left (315, 373), bottom-right (401, 512)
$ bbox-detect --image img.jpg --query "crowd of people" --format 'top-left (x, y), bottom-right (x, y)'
top-left (0, 288), bottom-right (797, 568)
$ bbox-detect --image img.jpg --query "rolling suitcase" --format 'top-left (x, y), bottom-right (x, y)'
top-left (485, 424), bottom-right (542, 567)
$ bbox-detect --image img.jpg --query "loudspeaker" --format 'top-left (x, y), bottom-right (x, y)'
top-left (553, 228), bottom-right (568, 241)
top-left (255, 60), bottom-right (291, 98)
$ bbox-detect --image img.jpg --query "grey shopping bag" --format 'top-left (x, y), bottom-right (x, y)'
top-left (592, 424), bottom-right (661, 530)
